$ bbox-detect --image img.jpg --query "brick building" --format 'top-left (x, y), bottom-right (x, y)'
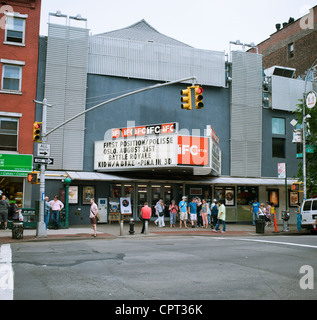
top-left (0, 0), bottom-right (42, 207)
top-left (249, 5), bottom-right (317, 78)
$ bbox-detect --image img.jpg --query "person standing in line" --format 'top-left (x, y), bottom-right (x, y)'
top-left (155, 199), bottom-right (165, 227)
top-left (201, 199), bottom-right (208, 228)
top-left (49, 195), bottom-right (64, 230)
top-left (251, 199), bottom-right (260, 226)
top-left (44, 196), bottom-right (51, 230)
top-left (258, 203), bottom-right (266, 220)
top-left (207, 200), bottom-right (212, 225)
top-left (178, 196), bottom-right (188, 229)
top-left (296, 203), bottom-right (301, 231)
top-left (196, 198), bottom-right (203, 228)
top-left (0, 195), bottom-right (10, 230)
top-left (211, 200), bottom-right (218, 229)
top-left (213, 200), bottom-right (226, 233)
top-left (188, 198), bottom-right (197, 228)
top-left (265, 201), bottom-right (271, 227)
top-left (169, 200), bottom-right (178, 228)
top-left (140, 202), bottom-right (152, 234)
top-left (270, 202), bottom-right (276, 227)
top-left (89, 198), bottom-right (98, 237)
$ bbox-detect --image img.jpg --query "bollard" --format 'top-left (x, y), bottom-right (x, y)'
top-left (145, 220), bottom-right (148, 235)
top-left (129, 218), bottom-right (135, 235)
top-left (120, 220), bottom-right (124, 236)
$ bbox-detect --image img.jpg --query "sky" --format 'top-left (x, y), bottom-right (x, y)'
top-left (40, 0), bottom-right (316, 53)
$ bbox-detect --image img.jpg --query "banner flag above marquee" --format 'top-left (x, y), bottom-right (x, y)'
top-left (94, 123), bottom-right (221, 175)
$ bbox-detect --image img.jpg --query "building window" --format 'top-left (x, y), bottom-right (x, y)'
top-left (272, 118), bottom-right (285, 135)
top-left (272, 138), bottom-right (285, 158)
top-left (5, 15), bottom-right (26, 45)
top-left (1, 64), bottom-right (23, 92)
top-left (288, 43), bottom-right (294, 59)
top-left (0, 117), bottom-right (18, 151)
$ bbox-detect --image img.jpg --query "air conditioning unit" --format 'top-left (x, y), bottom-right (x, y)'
top-left (264, 66), bottom-right (296, 78)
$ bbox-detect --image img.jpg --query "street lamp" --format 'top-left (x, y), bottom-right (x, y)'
top-left (64, 177), bottom-right (72, 228)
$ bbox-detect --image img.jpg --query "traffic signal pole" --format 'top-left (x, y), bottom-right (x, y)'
top-left (33, 77), bottom-right (196, 237)
top-left (45, 77), bottom-right (197, 137)
top-left (33, 98), bottom-right (52, 238)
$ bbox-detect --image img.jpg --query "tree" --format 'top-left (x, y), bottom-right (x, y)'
top-left (293, 98), bottom-right (317, 198)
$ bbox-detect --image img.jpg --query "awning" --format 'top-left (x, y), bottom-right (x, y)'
top-left (66, 171), bottom-right (132, 182)
top-left (46, 171), bottom-right (298, 186)
top-left (207, 176), bottom-right (298, 186)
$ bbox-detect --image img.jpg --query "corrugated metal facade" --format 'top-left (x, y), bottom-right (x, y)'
top-left (88, 36), bottom-right (226, 87)
top-left (44, 24), bottom-right (89, 170)
top-left (230, 51), bottom-right (263, 177)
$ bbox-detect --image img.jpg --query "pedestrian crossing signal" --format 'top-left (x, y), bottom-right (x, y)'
top-left (291, 182), bottom-right (303, 192)
top-left (27, 172), bottom-right (39, 184)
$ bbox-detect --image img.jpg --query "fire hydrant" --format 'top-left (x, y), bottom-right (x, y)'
top-left (129, 218), bottom-right (135, 235)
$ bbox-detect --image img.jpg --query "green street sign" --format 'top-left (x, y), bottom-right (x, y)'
top-left (296, 153), bottom-right (303, 159)
top-left (0, 154), bottom-right (33, 176)
top-left (306, 145), bottom-right (316, 154)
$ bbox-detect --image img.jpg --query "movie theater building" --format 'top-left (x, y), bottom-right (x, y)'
top-left (34, 17), bottom-right (307, 225)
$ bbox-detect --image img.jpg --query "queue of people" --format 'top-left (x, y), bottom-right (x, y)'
top-left (149, 197), bottom-right (227, 233)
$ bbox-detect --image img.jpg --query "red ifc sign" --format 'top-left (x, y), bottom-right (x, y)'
top-left (178, 136), bottom-right (209, 166)
top-left (112, 123), bottom-right (177, 138)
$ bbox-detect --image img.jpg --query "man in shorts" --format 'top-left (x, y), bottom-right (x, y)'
top-left (178, 196), bottom-right (188, 229)
top-left (188, 198), bottom-right (197, 228)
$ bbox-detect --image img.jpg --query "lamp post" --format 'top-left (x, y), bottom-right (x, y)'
top-left (64, 177), bottom-right (72, 229)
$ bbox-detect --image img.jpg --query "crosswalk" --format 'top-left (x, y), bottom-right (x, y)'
top-left (0, 244), bottom-right (14, 300)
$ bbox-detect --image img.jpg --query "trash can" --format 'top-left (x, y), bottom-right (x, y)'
top-left (12, 222), bottom-right (24, 240)
top-left (255, 219), bottom-right (265, 234)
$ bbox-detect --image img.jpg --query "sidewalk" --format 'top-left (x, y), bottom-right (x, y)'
top-left (0, 221), bottom-right (311, 244)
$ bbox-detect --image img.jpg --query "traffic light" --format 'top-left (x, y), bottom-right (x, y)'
top-left (27, 172), bottom-right (39, 184)
top-left (194, 85), bottom-right (204, 109)
top-left (181, 88), bottom-right (192, 110)
top-left (33, 122), bottom-right (42, 142)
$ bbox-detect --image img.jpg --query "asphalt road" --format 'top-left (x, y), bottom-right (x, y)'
top-left (2, 235), bottom-right (317, 301)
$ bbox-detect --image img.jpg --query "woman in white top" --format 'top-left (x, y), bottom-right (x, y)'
top-left (89, 198), bottom-right (98, 237)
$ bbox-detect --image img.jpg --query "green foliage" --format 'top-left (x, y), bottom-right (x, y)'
top-left (293, 99), bottom-right (317, 197)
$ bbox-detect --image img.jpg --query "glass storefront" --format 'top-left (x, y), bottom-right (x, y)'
top-left (110, 183), bottom-right (181, 219)
top-left (107, 183), bottom-right (264, 222)
top-left (0, 176), bottom-right (24, 208)
top-left (237, 186), bottom-right (259, 221)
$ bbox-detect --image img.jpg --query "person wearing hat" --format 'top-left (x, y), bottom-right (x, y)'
top-left (178, 196), bottom-right (188, 229)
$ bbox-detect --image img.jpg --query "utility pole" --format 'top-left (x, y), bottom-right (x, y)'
top-left (33, 98), bottom-right (52, 238)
